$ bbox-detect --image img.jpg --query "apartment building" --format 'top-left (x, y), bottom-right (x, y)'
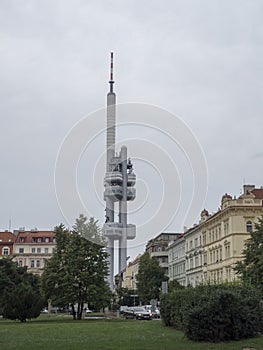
top-left (146, 232), bottom-right (181, 275)
top-left (0, 231), bottom-right (16, 257)
top-left (122, 254), bottom-right (141, 290)
top-left (12, 229), bottom-right (56, 275)
top-left (167, 185), bottom-right (263, 286)
top-left (168, 235), bottom-right (186, 286)
top-left (201, 185), bottom-right (263, 284)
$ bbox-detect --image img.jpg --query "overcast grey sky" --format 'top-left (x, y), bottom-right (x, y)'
top-left (1, 0), bottom-right (263, 260)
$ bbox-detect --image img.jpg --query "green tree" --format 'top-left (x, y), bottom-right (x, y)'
top-left (116, 287), bottom-right (139, 307)
top-left (0, 258), bottom-right (44, 322)
top-left (168, 278), bottom-right (184, 292)
top-left (73, 214), bottom-right (106, 246)
top-left (136, 252), bottom-right (168, 304)
top-left (42, 216), bottom-right (111, 320)
top-left (235, 216), bottom-right (263, 293)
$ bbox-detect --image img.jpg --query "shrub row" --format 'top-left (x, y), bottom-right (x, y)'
top-left (160, 284), bottom-right (263, 342)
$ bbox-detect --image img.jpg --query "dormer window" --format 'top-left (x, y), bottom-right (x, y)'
top-left (19, 237), bottom-right (25, 243)
top-left (246, 221), bottom-right (253, 233)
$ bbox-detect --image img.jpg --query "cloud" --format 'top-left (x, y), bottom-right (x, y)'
top-left (0, 0), bottom-right (263, 262)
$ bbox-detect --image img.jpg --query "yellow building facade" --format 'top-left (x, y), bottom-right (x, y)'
top-left (169, 185), bottom-right (263, 286)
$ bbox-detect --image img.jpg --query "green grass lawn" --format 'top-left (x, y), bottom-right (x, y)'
top-left (0, 315), bottom-right (262, 350)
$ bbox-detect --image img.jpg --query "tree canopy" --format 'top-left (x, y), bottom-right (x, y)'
top-left (235, 216), bottom-right (263, 293)
top-left (0, 258), bottom-right (44, 322)
top-left (136, 252), bottom-right (168, 304)
top-left (42, 215), bottom-right (111, 320)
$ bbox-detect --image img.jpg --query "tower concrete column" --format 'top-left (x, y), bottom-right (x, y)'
top-left (119, 146), bottom-right (127, 273)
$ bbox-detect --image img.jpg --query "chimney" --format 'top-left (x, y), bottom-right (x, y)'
top-left (243, 185), bottom-right (255, 195)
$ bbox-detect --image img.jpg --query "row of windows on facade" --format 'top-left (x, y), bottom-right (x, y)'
top-left (157, 256), bottom-right (168, 263)
top-left (185, 221), bottom-right (252, 252)
top-left (203, 267), bottom-right (232, 282)
top-left (186, 244), bottom-right (230, 270)
top-left (185, 267), bottom-right (233, 286)
top-left (18, 259), bottom-right (47, 268)
top-left (18, 247), bottom-right (55, 254)
top-left (170, 262), bottom-right (185, 277)
top-left (19, 237), bottom-right (55, 243)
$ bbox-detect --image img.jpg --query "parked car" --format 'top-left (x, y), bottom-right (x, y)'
top-left (124, 307), bottom-right (152, 320)
top-left (120, 306), bottom-right (129, 314)
top-left (143, 305), bottom-right (160, 318)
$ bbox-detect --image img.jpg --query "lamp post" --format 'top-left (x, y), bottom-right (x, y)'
top-left (130, 294), bottom-right (138, 306)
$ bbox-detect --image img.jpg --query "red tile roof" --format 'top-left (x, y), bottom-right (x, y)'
top-left (15, 231), bottom-right (55, 244)
top-left (0, 231), bottom-right (16, 243)
top-left (252, 188), bottom-right (263, 199)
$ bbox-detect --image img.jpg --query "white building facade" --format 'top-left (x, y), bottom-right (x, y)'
top-left (168, 236), bottom-right (186, 286)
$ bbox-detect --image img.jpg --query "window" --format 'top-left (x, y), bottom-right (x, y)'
top-left (224, 221), bottom-right (229, 235)
top-left (32, 248), bottom-right (36, 253)
top-left (3, 247), bottom-right (10, 255)
top-left (37, 237), bottom-right (42, 243)
top-left (225, 244), bottom-right (230, 258)
top-left (194, 238), bottom-right (198, 247)
top-left (45, 248), bottom-right (49, 254)
top-left (246, 221), bottom-right (253, 233)
top-left (19, 248), bottom-right (24, 254)
top-left (203, 253), bottom-right (207, 265)
top-left (190, 258), bottom-right (193, 269)
top-left (19, 237), bottom-right (25, 243)
top-left (36, 260), bottom-right (40, 268)
top-left (190, 240), bottom-right (193, 250)
top-left (45, 237), bottom-right (50, 243)
top-left (218, 227), bottom-right (221, 238)
top-left (18, 260), bottom-right (23, 267)
top-left (31, 260), bottom-right (35, 268)
top-left (37, 248), bottom-right (41, 253)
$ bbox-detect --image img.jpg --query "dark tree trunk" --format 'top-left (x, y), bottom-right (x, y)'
top-left (70, 304), bottom-right (76, 320)
top-left (76, 301), bottom-right (84, 320)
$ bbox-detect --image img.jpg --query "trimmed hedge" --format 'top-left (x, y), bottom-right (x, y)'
top-left (161, 284), bottom-right (263, 342)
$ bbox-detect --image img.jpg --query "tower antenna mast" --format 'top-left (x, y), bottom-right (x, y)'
top-left (109, 52), bottom-right (114, 92)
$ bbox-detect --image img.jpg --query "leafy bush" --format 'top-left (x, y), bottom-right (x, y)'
top-left (161, 284), bottom-right (263, 342)
top-left (0, 259), bottom-right (44, 322)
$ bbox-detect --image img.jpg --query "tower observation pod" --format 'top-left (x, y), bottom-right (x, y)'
top-left (102, 52), bottom-right (136, 290)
